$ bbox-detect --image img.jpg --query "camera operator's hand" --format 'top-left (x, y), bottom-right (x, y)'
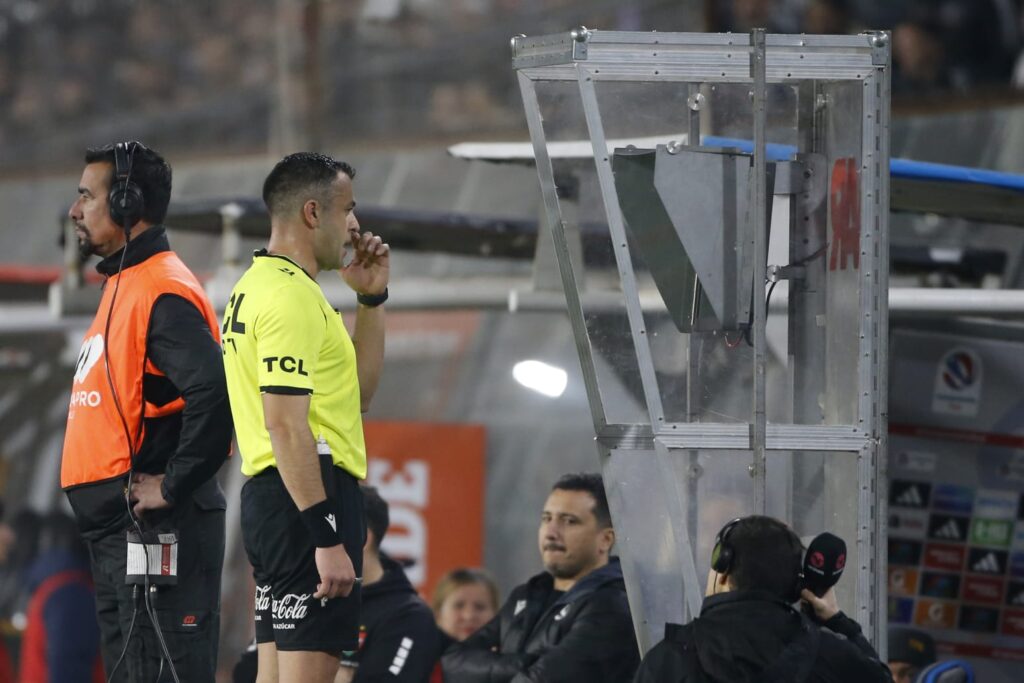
top-left (801, 587), bottom-right (840, 622)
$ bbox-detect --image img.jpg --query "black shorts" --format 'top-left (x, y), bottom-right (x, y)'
top-left (241, 456), bottom-right (366, 655)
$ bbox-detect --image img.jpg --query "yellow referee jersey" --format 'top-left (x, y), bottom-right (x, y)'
top-left (221, 250), bottom-right (366, 478)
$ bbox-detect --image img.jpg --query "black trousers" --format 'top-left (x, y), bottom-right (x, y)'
top-left (87, 495), bottom-right (225, 683)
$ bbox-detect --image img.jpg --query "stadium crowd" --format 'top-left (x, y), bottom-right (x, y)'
top-left (0, 0), bottom-right (1022, 172)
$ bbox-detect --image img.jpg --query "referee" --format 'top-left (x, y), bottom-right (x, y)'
top-left (222, 153), bottom-right (389, 683)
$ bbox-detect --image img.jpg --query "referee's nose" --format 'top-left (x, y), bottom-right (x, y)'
top-left (346, 211), bottom-right (360, 238)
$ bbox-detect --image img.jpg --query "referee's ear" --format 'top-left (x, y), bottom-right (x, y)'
top-left (302, 199), bottom-right (320, 228)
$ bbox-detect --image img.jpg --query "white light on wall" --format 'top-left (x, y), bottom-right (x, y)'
top-left (513, 360), bottom-right (568, 398)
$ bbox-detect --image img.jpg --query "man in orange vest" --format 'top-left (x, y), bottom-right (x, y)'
top-left (61, 142), bottom-right (232, 683)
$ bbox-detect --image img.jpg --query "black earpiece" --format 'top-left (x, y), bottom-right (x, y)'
top-left (710, 517), bottom-right (741, 574)
top-left (108, 142), bottom-right (144, 233)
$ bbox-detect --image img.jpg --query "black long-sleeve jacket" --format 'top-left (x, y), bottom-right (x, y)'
top-left (632, 591), bottom-right (893, 683)
top-left (442, 558), bottom-right (638, 683)
top-left (66, 226), bottom-right (231, 539)
top-left (341, 554), bottom-right (448, 682)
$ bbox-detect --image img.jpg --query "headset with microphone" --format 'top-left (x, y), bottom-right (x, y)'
top-left (710, 518), bottom-right (846, 604)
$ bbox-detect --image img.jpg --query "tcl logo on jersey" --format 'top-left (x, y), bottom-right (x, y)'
top-left (262, 356), bottom-right (309, 376)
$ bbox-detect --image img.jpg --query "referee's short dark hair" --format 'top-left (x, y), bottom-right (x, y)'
top-left (726, 516), bottom-right (804, 600)
top-left (262, 152), bottom-right (356, 218)
top-left (552, 473), bottom-right (611, 529)
top-left (362, 485), bottom-right (389, 550)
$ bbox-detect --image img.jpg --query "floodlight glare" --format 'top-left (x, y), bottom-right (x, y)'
top-left (513, 360), bottom-right (568, 398)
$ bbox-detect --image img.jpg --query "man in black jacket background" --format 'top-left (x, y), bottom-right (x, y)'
top-left (633, 516), bottom-right (892, 683)
top-left (338, 486), bottom-right (446, 682)
top-left (442, 473), bottom-right (638, 683)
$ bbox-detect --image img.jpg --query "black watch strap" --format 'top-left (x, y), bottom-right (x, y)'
top-left (357, 288), bottom-right (388, 308)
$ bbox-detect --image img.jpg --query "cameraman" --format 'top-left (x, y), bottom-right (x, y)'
top-left (634, 516), bottom-right (892, 683)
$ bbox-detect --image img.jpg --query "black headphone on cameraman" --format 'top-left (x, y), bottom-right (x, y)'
top-left (109, 141), bottom-right (145, 234)
top-left (711, 517), bottom-right (804, 604)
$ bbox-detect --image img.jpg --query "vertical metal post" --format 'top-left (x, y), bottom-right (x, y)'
top-left (576, 65), bottom-right (668, 428)
top-left (750, 29), bottom-right (768, 513)
top-left (517, 71), bottom-right (609, 431)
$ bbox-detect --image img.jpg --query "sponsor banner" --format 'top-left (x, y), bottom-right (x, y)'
top-left (364, 421), bottom-right (486, 598)
top-left (928, 514), bottom-right (970, 543)
top-left (966, 548), bottom-right (1008, 576)
top-left (920, 572), bottom-right (961, 600)
top-left (914, 600), bottom-right (958, 630)
top-left (889, 597), bottom-right (915, 624)
top-left (1006, 581), bottom-right (1024, 608)
top-left (962, 576), bottom-right (1005, 606)
top-left (931, 348), bottom-right (982, 417)
top-left (890, 509), bottom-right (929, 539)
top-left (970, 518), bottom-right (1014, 549)
top-left (932, 484), bottom-right (974, 516)
top-left (892, 450), bottom-right (937, 474)
top-left (958, 605), bottom-right (1000, 633)
top-left (939, 640), bottom-right (1024, 662)
top-left (890, 539), bottom-right (924, 566)
top-left (889, 567), bottom-right (921, 596)
top-left (1012, 553), bottom-right (1024, 580)
top-left (975, 489), bottom-right (1019, 521)
top-left (923, 543), bottom-right (966, 573)
top-left (891, 480), bottom-right (932, 509)
top-left (1002, 608), bottom-right (1024, 638)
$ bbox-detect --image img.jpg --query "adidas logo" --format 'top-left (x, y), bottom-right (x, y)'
top-left (934, 519), bottom-right (962, 540)
top-left (896, 486), bottom-right (924, 507)
top-left (325, 514), bottom-right (337, 532)
top-left (972, 552), bottom-right (1000, 573)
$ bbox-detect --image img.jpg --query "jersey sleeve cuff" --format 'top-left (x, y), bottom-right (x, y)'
top-left (259, 385), bottom-right (313, 395)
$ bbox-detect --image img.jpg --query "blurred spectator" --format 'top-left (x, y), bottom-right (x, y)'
top-left (0, 502), bottom-right (15, 683)
top-left (431, 568), bottom-right (499, 642)
top-left (18, 511), bottom-right (103, 683)
top-left (892, 18), bottom-right (951, 94)
top-left (803, 0), bottom-right (856, 35)
top-left (442, 473), bottom-right (638, 683)
top-left (887, 626), bottom-right (937, 683)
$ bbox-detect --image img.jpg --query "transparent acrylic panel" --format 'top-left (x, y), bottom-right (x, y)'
top-left (587, 80), bottom-right (801, 424)
top-left (533, 78), bottom-right (649, 425)
top-left (602, 446), bottom-right (756, 653)
top-left (766, 450), bottom-right (865, 618)
top-left (819, 81), bottom-right (866, 427)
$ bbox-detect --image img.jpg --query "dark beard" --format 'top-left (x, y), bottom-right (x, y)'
top-left (76, 230), bottom-right (96, 260)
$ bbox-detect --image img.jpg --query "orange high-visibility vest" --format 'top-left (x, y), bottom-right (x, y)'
top-left (61, 251), bottom-right (220, 489)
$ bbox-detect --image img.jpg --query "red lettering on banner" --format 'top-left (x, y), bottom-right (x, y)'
top-left (1002, 608), bottom-right (1024, 638)
top-left (962, 576), bottom-right (1005, 605)
top-left (829, 157), bottom-right (860, 271)
top-left (923, 543), bottom-right (967, 572)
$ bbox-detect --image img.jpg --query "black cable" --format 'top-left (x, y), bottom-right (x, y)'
top-left (100, 183), bottom-right (182, 683)
top-left (105, 586), bottom-right (139, 683)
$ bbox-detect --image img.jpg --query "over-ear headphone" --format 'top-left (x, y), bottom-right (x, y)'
top-left (109, 141), bottom-right (144, 233)
top-left (710, 517), bottom-right (741, 573)
top-left (710, 516), bottom-right (805, 603)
